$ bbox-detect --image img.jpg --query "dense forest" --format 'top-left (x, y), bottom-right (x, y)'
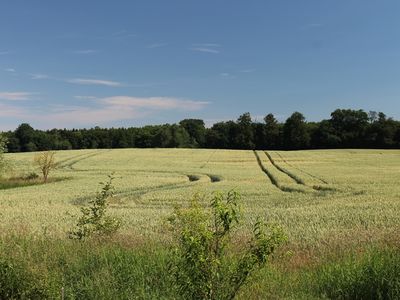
top-left (2, 109), bottom-right (400, 152)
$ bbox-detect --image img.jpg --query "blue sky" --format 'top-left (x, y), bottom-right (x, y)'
top-left (1, 0), bottom-right (400, 130)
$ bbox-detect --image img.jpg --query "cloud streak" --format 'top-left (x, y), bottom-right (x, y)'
top-left (190, 43), bottom-right (221, 54)
top-left (0, 96), bottom-right (210, 129)
top-left (0, 92), bottom-right (33, 101)
top-left (67, 78), bottom-right (123, 87)
top-left (101, 96), bottom-right (209, 111)
top-left (30, 73), bottom-right (49, 80)
top-left (190, 47), bottom-right (220, 54)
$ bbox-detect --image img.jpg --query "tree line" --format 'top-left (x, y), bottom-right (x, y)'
top-left (2, 108), bottom-right (400, 152)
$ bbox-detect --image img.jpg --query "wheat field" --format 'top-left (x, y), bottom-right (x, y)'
top-left (2, 148), bottom-right (399, 250)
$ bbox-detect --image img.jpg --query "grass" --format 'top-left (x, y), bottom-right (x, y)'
top-left (1, 148), bottom-right (400, 298)
top-left (0, 235), bottom-right (398, 299)
top-left (0, 176), bottom-right (65, 190)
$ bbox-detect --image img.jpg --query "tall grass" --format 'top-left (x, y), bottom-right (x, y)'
top-left (0, 236), bottom-right (175, 299)
top-left (1, 236), bottom-right (399, 299)
top-left (313, 247), bottom-right (400, 299)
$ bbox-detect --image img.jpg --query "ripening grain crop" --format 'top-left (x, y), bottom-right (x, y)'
top-left (1, 148), bottom-right (399, 250)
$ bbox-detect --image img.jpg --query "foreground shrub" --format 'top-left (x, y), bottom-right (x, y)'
top-left (316, 247), bottom-right (400, 300)
top-left (168, 191), bottom-right (287, 300)
top-left (69, 174), bottom-right (121, 240)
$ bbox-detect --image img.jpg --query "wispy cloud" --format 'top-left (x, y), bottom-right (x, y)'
top-left (193, 43), bottom-right (221, 48)
top-left (67, 78), bottom-right (123, 87)
top-left (219, 73), bottom-right (236, 79)
top-left (101, 96), bottom-right (209, 111)
top-left (73, 49), bottom-right (98, 54)
top-left (190, 47), bottom-right (220, 54)
top-left (240, 69), bottom-right (256, 73)
top-left (0, 103), bottom-right (25, 118)
top-left (147, 43), bottom-right (168, 49)
top-left (0, 95), bottom-right (209, 129)
top-left (4, 68), bottom-right (16, 73)
top-left (74, 95), bottom-right (98, 100)
top-left (0, 92), bottom-right (33, 101)
top-left (190, 43), bottom-right (221, 54)
top-left (0, 51), bottom-right (10, 55)
top-left (29, 73), bottom-right (49, 80)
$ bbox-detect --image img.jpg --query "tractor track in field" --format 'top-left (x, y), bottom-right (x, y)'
top-left (264, 151), bottom-right (305, 185)
top-left (71, 181), bottom-right (191, 206)
top-left (265, 151), bottom-right (332, 192)
top-left (253, 151), bottom-right (305, 193)
top-left (56, 152), bottom-right (94, 167)
top-left (273, 152), bottom-right (328, 184)
top-left (72, 171), bottom-right (222, 206)
top-left (253, 150), bottom-right (279, 189)
top-left (59, 150), bottom-right (111, 171)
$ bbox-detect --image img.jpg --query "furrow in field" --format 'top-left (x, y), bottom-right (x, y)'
top-left (253, 150), bottom-right (280, 189)
top-left (200, 149), bottom-right (218, 169)
top-left (61, 150), bottom-right (110, 171)
top-left (57, 151), bottom-right (95, 167)
top-left (273, 151), bottom-right (328, 184)
top-left (72, 180), bottom-right (193, 206)
top-left (269, 152), bottom-right (337, 193)
top-left (264, 151), bottom-right (305, 185)
top-left (254, 150), bottom-right (309, 193)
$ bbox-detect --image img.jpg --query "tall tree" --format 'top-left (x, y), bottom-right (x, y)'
top-left (179, 119), bottom-right (206, 147)
top-left (283, 112), bottom-right (310, 149)
top-left (329, 109), bottom-right (369, 147)
top-left (14, 123), bottom-right (36, 152)
top-left (264, 113), bottom-right (280, 149)
top-left (235, 112), bottom-right (255, 149)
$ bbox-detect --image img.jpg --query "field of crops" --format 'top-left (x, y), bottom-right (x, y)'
top-left (1, 148), bottom-right (399, 248)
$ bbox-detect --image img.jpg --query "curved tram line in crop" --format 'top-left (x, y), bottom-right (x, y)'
top-left (266, 151), bottom-right (336, 193)
top-left (58, 150), bottom-right (111, 171)
top-left (253, 150), bottom-right (305, 193)
top-left (264, 151), bottom-right (305, 185)
top-left (273, 151), bottom-right (329, 184)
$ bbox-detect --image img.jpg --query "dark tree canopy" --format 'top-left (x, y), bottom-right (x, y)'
top-left (2, 108), bottom-right (400, 152)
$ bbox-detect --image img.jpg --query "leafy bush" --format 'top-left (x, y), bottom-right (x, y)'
top-left (168, 191), bottom-right (287, 300)
top-left (69, 174), bottom-right (121, 240)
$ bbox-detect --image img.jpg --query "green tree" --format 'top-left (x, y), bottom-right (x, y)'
top-left (14, 123), bottom-right (36, 152)
top-left (329, 109), bottom-right (369, 147)
top-left (235, 113), bottom-right (255, 149)
top-left (179, 119), bottom-right (206, 147)
top-left (283, 112), bottom-right (310, 149)
top-left (264, 113), bottom-right (280, 149)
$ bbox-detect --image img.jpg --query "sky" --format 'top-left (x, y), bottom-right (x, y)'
top-left (1, 0), bottom-right (400, 130)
